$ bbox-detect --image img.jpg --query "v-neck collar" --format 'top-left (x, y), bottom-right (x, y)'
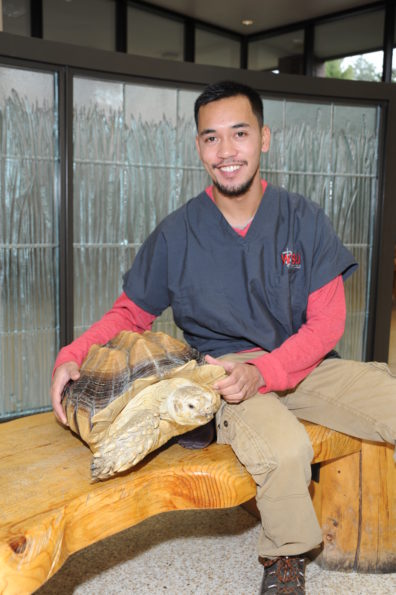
top-left (203, 180), bottom-right (273, 243)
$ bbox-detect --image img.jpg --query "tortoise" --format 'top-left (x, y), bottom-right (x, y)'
top-left (61, 330), bottom-right (225, 480)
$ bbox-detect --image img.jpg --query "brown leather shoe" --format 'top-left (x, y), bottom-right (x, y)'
top-left (259, 555), bottom-right (306, 593)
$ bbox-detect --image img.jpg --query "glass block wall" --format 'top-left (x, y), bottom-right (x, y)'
top-left (73, 77), bottom-right (379, 361)
top-left (0, 65), bottom-right (59, 418)
top-left (73, 80), bottom-right (207, 340)
top-left (0, 71), bottom-right (380, 418)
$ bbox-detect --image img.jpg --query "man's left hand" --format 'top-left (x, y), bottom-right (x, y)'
top-left (205, 354), bottom-right (265, 403)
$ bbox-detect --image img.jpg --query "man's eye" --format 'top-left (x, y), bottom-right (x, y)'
top-left (205, 136), bottom-right (216, 143)
top-left (236, 131), bottom-right (246, 138)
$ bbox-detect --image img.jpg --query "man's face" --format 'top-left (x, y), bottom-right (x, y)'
top-left (195, 95), bottom-right (270, 198)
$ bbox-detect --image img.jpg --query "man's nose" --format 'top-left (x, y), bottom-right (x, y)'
top-left (217, 137), bottom-right (236, 159)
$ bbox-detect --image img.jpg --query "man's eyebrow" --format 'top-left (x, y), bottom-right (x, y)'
top-left (199, 128), bottom-right (216, 136)
top-left (232, 122), bottom-right (250, 129)
top-left (199, 122), bottom-right (250, 136)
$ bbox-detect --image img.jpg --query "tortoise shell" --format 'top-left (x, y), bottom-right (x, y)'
top-left (61, 331), bottom-right (225, 480)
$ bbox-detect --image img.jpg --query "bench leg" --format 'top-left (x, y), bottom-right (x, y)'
top-left (357, 441), bottom-right (396, 572)
top-left (310, 443), bottom-right (396, 572)
top-left (309, 451), bottom-right (361, 570)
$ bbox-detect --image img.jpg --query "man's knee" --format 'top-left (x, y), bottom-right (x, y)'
top-left (216, 398), bottom-right (313, 486)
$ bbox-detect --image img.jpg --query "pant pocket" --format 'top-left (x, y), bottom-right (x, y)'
top-left (217, 402), bottom-right (278, 482)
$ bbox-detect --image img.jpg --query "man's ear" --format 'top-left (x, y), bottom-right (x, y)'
top-left (261, 125), bottom-right (271, 153)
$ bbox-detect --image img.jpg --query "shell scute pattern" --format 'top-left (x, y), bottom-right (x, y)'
top-left (61, 331), bottom-right (225, 480)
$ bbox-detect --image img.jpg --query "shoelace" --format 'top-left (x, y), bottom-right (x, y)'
top-left (261, 556), bottom-right (305, 592)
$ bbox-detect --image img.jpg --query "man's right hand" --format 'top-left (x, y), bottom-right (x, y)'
top-left (50, 361), bottom-right (80, 425)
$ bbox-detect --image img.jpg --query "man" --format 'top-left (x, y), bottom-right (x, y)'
top-left (51, 81), bottom-right (396, 594)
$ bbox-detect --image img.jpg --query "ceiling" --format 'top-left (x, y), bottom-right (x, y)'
top-left (145, 0), bottom-right (377, 35)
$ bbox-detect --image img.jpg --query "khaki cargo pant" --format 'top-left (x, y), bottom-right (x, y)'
top-left (215, 352), bottom-right (396, 558)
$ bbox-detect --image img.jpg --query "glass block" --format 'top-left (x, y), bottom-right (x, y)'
top-left (73, 163), bottom-right (127, 245)
top-left (177, 88), bottom-right (200, 125)
top-left (195, 28), bottom-right (240, 68)
top-left (73, 245), bottom-right (140, 336)
top-left (43, 0), bottom-right (115, 51)
top-left (2, 0), bottom-right (30, 36)
top-left (74, 78), bottom-right (124, 116)
top-left (128, 7), bottom-right (183, 61)
top-left (122, 164), bottom-right (180, 242)
top-left (0, 65), bottom-right (59, 418)
top-left (248, 30), bottom-right (304, 72)
top-left (261, 99), bottom-right (286, 181)
top-left (333, 104), bottom-right (378, 138)
top-left (176, 89), bottom-right (202, 169)
top-left (263, 99), bottom-right (284, 130)
top-left (331, 104), bottom-right (379, 180)
top-left (262, 99), bottom-right (333, 180)
top-left (73, 78), bottom-right (182, 337)
top-left (178, 168), bottom-right (211, 208)
top-left (283, 101), bottom-right (332, 174)
top-left (125, 84), bottom-right (178, 126)
top-left (1, 66), bottom-right (55, 108)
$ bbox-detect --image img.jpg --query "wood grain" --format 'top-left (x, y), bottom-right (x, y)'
top-left (0, 413), bottom-right (255, 594)
top-left (357, 441), bottom-right (396, 572)
top-left (300, 420), bottom-right (361, 462)
top-left (309, 450), bottom-right (361, 570)
top-left (0, 411), bottom-right (393, 594)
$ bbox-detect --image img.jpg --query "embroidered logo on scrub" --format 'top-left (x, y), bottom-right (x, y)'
top-left (281, 249), bottom-right (301, 269)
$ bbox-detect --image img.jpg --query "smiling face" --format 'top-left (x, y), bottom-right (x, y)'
top-left (195, 95), bottom-right (270, 199)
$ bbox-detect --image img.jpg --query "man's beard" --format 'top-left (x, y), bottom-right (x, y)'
top-left (212, 169), bottom-right (257, 198)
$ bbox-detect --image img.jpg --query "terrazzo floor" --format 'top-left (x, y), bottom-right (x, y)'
top-left (36, 507), bottom-right (396, 594)
top-left (36, 306), bottom-right (396, 595)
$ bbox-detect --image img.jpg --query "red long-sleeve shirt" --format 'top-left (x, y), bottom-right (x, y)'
top-left (53, 274), bottom-right (345, 393)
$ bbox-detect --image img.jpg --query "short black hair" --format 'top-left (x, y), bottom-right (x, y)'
top-left (194, 80), bottom-right (263, 129)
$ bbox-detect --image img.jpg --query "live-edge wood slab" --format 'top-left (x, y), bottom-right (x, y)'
top-left (0, 411), bottom-right (380, 594)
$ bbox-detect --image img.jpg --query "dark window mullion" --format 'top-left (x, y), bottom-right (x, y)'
top-left (241, 37), bottom-right (248, 69)
top-left (116, 0), bottom-right (127, 53)
top-left (59, 67), bottom-right (74, 348)
top-left (303, 23), bottom-right (315, 76)
top-left (184, 18), bottom-right (195, 62)
top-left (30, 0), bottom-right (43, 38)
top-left (382, 1), bottom-right (395, 82)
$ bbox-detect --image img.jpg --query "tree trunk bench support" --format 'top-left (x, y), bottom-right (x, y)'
top-left (0, 412), bottom-right (395, 594)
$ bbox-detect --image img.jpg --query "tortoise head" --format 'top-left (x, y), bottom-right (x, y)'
top-left (165, 379), bottom-right (220, 426)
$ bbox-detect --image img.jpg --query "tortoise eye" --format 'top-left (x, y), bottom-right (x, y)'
top-left (188, 403), bottom-right (195, 409)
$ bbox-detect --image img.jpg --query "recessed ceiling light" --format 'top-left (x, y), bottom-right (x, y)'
top-left (242, 19), bottom-right (254, 26)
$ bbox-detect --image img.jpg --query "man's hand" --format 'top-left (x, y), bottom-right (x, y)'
top-left (50, 361), bottom-right (80, 425)
top-left (205, 355), bottom-right (265, 403)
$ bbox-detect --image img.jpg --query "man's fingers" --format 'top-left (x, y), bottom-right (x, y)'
top-left (205, 354), bottom-right (235, 374)
top-left (53, 403), bottom-right (67, 425)
top-left (50, 362), bottom-right (80, 426)
top-left (205, 354), bottom-right (219, 365)
top-left (205, 357), bottom-right (262, 403)
top-left (214, 372), bottom-right (242, 391)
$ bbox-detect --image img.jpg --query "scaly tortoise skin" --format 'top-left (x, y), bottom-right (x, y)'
top-left (61, 331), bottom-right (225, 480)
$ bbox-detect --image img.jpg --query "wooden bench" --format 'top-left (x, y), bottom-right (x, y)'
top-left (0, 412), bottom-right (395, 594)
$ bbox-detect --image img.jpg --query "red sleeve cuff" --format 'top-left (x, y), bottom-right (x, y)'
top-left (247, 353), bottom-right (289, 393)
